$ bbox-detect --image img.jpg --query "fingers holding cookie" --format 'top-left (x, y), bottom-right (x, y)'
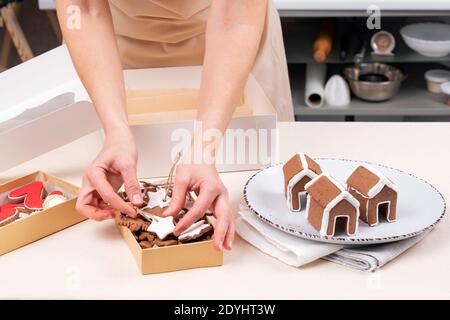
top-left (162, 175), bottom-right (189, 218)
top-left (86, 168), bottom-right (137, 218)
top-left (76, 185), bottom-right (115, 221)
top-left (173, 189), bottom-right (215, 236)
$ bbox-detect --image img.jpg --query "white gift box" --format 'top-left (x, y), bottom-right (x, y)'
top-left (0, 46), bottom-right (277, 177)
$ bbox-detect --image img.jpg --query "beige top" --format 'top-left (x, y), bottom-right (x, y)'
top-left (109, 0), bottom-right (210, 68)
top-left (109, 0), bottom-right (294, 121)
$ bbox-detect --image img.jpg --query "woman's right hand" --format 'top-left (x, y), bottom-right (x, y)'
top-left (75, 127), bottom-right (143, 221)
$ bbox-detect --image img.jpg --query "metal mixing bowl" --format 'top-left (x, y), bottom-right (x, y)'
top-left (344, 63), bottom-right (407, 102)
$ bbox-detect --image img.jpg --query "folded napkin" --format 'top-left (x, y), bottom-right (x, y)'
top-left (236, 205), bottom-right (431, 272)
top-left (323, 231), bottom-right (429, 272)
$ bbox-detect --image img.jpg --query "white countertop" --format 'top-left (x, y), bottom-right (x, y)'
top-left (1, 122), bottom-right (450, 299)
top-left (38, 0), bottom-right (450, 11)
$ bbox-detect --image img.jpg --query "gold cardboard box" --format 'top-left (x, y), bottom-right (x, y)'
top-left (0, 171), bottom-right (87, 256)
top-left (119, 219), bottom-right (223, 275)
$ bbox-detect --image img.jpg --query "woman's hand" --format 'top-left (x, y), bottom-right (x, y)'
top-left (58, 1), bottom-right (140, 220)
top-left (163, 163), bottom-right (235, 251)
top-left (76, 127), bottom-right (143, 221)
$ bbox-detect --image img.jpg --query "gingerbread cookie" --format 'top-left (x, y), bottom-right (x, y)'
top-left (147, 215), bottom-right (175, 240)
top-left (115, 214), bottom-right (150, 232)
top-left (346, 165), bottom-right (398, 226)
top-left (140, 181), bottom-right (158, 192)
top-left (178, 220), bottom-right (213, 243)
top-left (143, 206), bottom-right (165, 217)
top-left (116, 178), bottom-right (216, 248)
top-left (305, 174), bottom-right (360, 237)
top-left (0, 203), bottom-right (25, 227)
top-left (139, 240), bottom-right (153, 249)
top-left (8, 181), bottom-right (45, 211)
top-left (153, 239), bottom-right (179, 247)
top-left (173, 208), bottom-right (188, 224)
top-left (144, 188), bottom-right (171, 210)
top-left (283, 153), bottom-right (322, 212)
top-left (138, 231), bottom-right (155, 242)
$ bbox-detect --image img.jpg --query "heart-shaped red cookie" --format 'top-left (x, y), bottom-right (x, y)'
top-left (0, 203), bottom-right (25, 227)
top-left (8, 181), bottom-right (45, 210)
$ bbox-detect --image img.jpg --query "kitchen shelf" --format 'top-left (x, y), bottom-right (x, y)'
top-left (283, 18), bottom-right (450, 64)
top-left (290, 63), bottom-right (450, 118)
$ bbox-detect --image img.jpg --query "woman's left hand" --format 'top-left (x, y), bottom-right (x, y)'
top-left (162, 163), bottom-right (234, 251)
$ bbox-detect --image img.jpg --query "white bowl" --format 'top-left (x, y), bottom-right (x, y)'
top-left (400, 23), bottom-right (450, 58)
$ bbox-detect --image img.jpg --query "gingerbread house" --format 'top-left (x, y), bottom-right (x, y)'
top-left (346, 165), bottom-right (398, 226)
top-left (305, 174), bottom-right (360, 237)
top-left (283, 153), bottom-right (322, 211)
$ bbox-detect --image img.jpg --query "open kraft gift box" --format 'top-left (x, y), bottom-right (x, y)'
top-left (117, 176), bottom-right (223, 275)
top-left (119, 213), bottom-right (222, 275)
top-left (0, 171), bottom-right (86, 256)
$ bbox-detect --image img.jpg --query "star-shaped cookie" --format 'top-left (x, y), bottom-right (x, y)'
top-left (147, 215), bottom-right (175, 240)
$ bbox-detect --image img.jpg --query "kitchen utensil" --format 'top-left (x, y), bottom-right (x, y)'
top-left (353, 40), bottom-right (367, 65)
top-left (371, 31), bottom-right (396, 55)
top-left (243, 159), bottom-right (445, 245)
top-left (344, 63), bottom-right (406, 102)
top-left (400, 22), bottom-right (450, 58)
top-left (304, 63), bottom-right (326, 108)
top-left (324, 75), bottom-right (350, 107)
top-left (425, 69), bottom-right (450, 94)
top-left (313, 19), bottom-right (335, 63)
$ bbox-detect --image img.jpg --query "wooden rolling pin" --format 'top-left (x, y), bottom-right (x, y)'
top-left (313, 19), bottom-right (335, 63)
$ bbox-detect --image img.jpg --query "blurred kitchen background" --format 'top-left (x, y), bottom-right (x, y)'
top-left (1, 0), bottom-right (450, 122)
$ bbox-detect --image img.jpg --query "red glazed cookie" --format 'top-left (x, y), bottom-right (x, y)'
top-left (0, 203), bottom-right (25, 227)
top-left (8, 181), bottom-right (45, 210)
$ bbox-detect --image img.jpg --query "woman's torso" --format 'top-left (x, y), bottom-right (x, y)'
top-left (109, 0), bottom-right (211, 68)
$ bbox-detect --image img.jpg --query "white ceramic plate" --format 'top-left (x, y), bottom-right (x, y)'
top-left (244, 159), bottom-right (446, 245)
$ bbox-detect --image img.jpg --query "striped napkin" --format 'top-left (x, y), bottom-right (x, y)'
top-left (236, 205), bottom-right (430, 272)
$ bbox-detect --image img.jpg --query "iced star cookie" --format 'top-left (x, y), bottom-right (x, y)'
top-left (178, 220), bottom-right (213, 243)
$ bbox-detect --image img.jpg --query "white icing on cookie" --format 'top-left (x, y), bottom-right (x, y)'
top-left (18, 212), bottom-right (29, 219)
top-left (147, 216), bottom-right (175, 240)
top-left (178, 220), bottom-right (211, 241)
top-left (43, 194), bottom-right (67, 210)
top-left (144, 188), bottom-right (171, 209)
